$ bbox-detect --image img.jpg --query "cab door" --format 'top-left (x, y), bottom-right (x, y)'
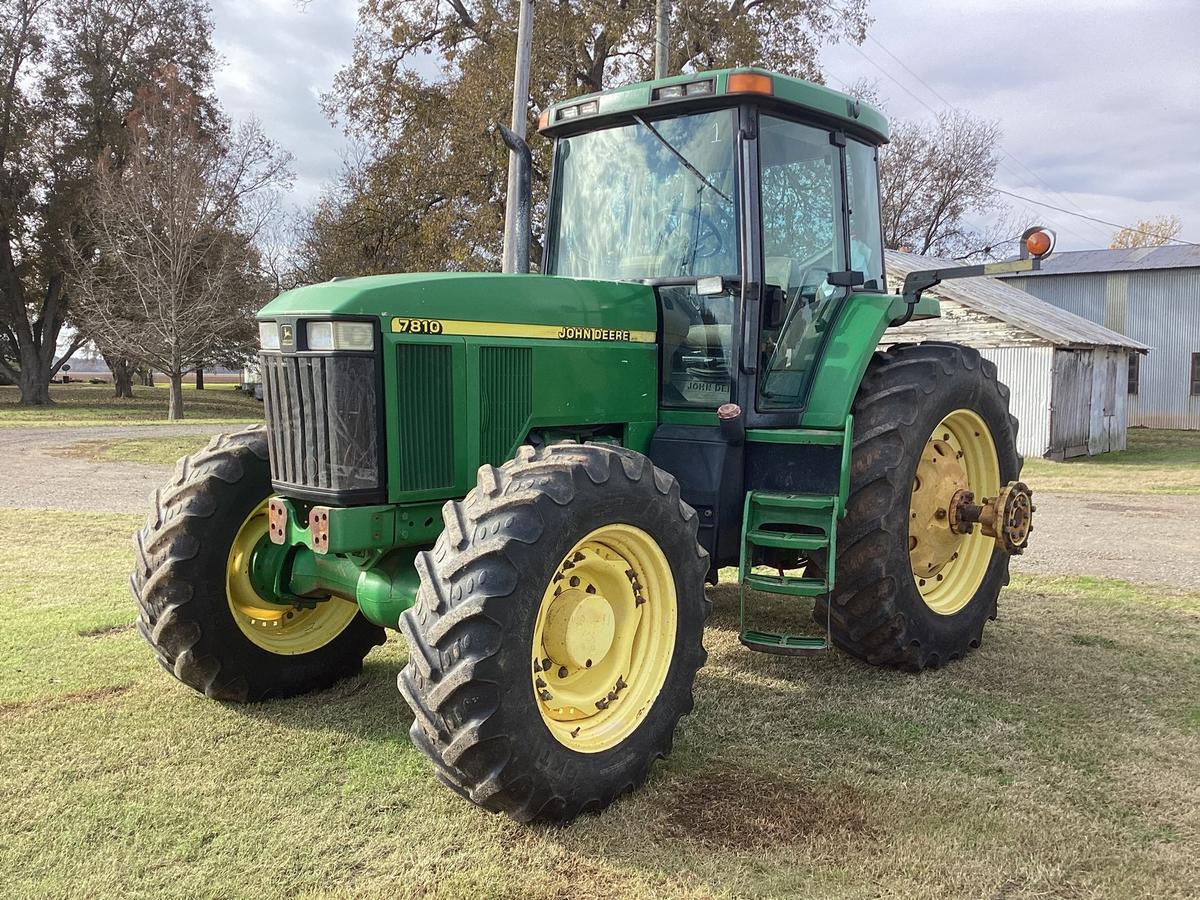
top-left (740, 113), bottom-right (848, 428)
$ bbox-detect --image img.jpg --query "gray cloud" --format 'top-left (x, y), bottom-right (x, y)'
top-left (210, 0), bottom-right (357, 209)
top-left (822, 0), bottom-right (1200, 248)
top-left (209, 0), bottom-right (1199, 250)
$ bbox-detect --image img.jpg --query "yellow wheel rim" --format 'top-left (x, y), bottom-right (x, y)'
top-left (226, 500), bottom-right (360, 655)
top-left (909, 409), bottom-right (1000, 615)
top-left (532, 524), bottom-right (677, 754)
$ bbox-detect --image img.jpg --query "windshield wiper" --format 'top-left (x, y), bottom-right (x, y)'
top-left (632, 114), bottom-right (732, 204)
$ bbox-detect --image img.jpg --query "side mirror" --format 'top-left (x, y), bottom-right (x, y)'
top-left (827, 270), bottom-right (866, 288)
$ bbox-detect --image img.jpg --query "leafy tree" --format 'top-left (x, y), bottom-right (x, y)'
top-left (0, 0), bottom-right (214, 404)
top-left (70, 70), bottom-right (292, 420)
top-left (1110, 214), bottom-right (1182, 249)
top-left (300, 0), bottom-right (870, 278)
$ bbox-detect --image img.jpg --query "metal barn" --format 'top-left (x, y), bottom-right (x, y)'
top-left (998, 245), bottom-right (1200, 430)
top-left (883, 251), bottom-right (1149, 460)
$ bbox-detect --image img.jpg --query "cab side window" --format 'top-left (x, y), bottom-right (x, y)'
top-left (846, 139), bottom-right (885, 291)
top-left (757, 116), bottom-right (846, 410)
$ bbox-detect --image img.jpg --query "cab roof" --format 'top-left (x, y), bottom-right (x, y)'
top-left (539, 67), bottom-right (889, 145)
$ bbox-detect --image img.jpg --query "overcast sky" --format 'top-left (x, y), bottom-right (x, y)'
top-left (210, 0), bottom-right (1200, 251)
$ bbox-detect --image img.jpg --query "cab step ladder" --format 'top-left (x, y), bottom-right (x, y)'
top-left (737, 490), bottom-right (839, 655)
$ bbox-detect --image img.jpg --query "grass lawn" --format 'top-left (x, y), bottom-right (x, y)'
top-left (1, 508), bottom-right (1197, 898)
top-left (1022, 428), bottom-right (1200, 495)
top-left (58, 434), bottom-right (216, 466)
top-left (0, 383), bottom-right (263, 427)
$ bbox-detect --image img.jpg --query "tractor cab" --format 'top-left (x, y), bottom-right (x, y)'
top-left (539, 68), bottom-right (890, 426)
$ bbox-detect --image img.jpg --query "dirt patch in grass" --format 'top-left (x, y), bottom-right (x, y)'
top-left (77, 622), bottom-right (134, 638)
top-left (0, 684), bottom-right (132, 719)
top-left (656, 764), bottom-right (878, 850)
top-left (59, 434), bottom-right (211, 467)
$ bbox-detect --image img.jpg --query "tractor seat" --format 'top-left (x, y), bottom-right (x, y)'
top-left (686, 324), bottom-right (731, 350)
top-left (765, 255), bottom-right (797, 299)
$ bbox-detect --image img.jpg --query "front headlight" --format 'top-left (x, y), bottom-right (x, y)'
top-left (306, 321), bottom-right (375, 352)
top-left (258, 321), bottom-right (280, 351)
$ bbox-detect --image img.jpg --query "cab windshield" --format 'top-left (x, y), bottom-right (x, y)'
top-left (546, 110), bottom-right (738, 280)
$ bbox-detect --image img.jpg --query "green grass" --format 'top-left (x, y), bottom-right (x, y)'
top-left (1023, 428), bottom-right (1200, 495)
top-left (0, 383), bottom-right (263, 427)
top-left (58, 434), bottom-right (214, 466)
top-left (2, 508), bottom-right (1197, 898)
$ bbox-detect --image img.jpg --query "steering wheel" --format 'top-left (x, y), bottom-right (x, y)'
top-left (659, 205), bottom-right (725, 262)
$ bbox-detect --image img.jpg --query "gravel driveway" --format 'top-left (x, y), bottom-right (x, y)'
top-left (1009, 490), bottom-right (1199, 591)
top-left (1, 424), bottom-right (1196, 590)
top-left (0, 424), bottom-right (243, 515)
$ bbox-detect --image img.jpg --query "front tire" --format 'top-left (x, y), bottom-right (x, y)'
top-left (131, 427), bottom-right (384, 701)
top-left (398, 443), bottom-right (710, 822)
top-left (816, 343), bottom-right (1022, 670)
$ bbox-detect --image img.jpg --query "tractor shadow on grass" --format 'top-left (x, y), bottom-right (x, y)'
top-left (228, 652), bottom-right (414, 743)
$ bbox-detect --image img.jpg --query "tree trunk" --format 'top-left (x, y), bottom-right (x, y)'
top-left (16, 340), bottom-right (52, 405)
top-left (17, 365), bottom-right (52, 405)
top-left (168, 373), bottom-right (184, 420)
top-left (138, 368), bottom-right (154, 386)
top-left (195, 367), bottom-right (204, 390)
top-left (106, 356), bottom-right (135, 399)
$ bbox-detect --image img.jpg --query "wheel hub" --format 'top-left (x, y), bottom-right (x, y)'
top-left (531, 524), bottom-right (677, 754)
top-left (542, 589), bottom-right (616, 670)
top-left (909, 438), bottom-right (969, 577)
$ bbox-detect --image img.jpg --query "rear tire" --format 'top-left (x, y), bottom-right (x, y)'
top-left (815, 343), bottom-right (1021, 670)
top-left (131, 426), bottom-right (384, 701)
top-left (398, 443), bottom-right (710, 822)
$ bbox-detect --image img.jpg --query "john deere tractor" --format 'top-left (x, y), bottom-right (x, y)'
top-left (133, 68), bottom-right (1045, 822)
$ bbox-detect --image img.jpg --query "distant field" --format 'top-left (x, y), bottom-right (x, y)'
top-left (1, 507), bottom-right (1196, 899)
top-left (0, 383), bottom-right (263, 427)
top-left (1023, 428), bottom-right (1200, 495)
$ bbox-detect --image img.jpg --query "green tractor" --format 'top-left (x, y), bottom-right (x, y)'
top-left (133, 68), bottom-right (1045, 822)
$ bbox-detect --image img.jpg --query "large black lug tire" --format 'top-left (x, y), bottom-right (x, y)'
top-left (131, 426), bottom-right (385, 702)
top-left (398, 443), bottom-right (710, 822)
top-left (814, 343), bottom-right (1022, 671)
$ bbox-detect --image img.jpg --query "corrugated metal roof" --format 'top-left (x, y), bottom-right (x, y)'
top-left (997, 244), bottom-right (1200, 276)
top-left (885, 250), bottom-right (1149, 351)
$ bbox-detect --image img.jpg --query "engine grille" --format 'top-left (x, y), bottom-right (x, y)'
top-left (260, 352), bottom-right (384, 503)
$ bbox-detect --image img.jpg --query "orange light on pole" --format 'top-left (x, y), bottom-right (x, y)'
top-left (727, 72), bottom-right (773, 96)
top-left (1025, 229), bottom-right (1053, 258)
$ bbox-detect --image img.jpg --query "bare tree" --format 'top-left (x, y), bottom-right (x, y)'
top-left (1111, 214), bottom-right (1182, 249)
top-left (879, 110), bottom-right (1002, 257)
top-left (70, 70), bottom-right (291, 419)
top-left (0, 0), bottom-right (215, 404)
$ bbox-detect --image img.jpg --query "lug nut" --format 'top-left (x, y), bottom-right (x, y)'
top-left (558, 666), bottom-right (568, 678)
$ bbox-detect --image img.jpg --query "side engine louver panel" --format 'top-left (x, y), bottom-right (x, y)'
top-left (480, 346), bottom-right (533, 466)
top-left (395, 344), bottom-right (455, 491)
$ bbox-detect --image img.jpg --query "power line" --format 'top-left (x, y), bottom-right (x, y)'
top-left (857, 29), bottom-right (1104, 229)
top-left (820, 1), bottom-right (1119, 244)
top-left (993, 188), bottom-right (1199, 246)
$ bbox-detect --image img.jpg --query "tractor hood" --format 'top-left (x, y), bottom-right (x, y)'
top-left (258, 272), bottom-right (658, 339)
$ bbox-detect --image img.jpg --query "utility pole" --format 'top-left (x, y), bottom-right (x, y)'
top-left (502, 0), bottom-right (535, 274)
top-left (654, 0), bottom-right (670, 79)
